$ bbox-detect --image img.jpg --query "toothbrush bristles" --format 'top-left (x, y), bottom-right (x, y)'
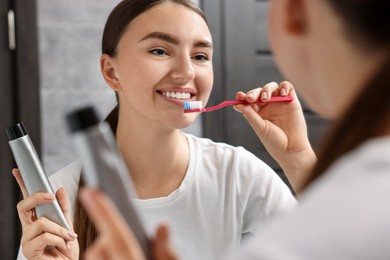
top-left (184, 101), bottom-right (203, 110)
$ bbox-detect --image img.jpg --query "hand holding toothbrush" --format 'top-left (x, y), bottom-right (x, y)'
top-left (234, 81), bottom-right (316, 194)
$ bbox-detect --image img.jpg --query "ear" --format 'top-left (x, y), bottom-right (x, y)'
top-left (284, 0), bottom-right (308, 35)
top-left (100, 54), bottom-right (121, 91)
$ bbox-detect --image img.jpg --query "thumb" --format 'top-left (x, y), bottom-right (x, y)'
top-left (55, 187), bottom-right (73, 228)
top-left (235, 104), bottom-right (267, 139)
top-left (153, 224), bottom-right (177, 260)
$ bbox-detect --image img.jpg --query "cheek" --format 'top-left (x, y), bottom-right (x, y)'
top-left (117, 66), bottom-right (155, 109)
top-left (197, 67), bottom-right (214, 100)
top-left (119, 59), bottom-right (163, 92)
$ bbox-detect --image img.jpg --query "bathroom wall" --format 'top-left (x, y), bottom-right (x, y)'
top-left (38, 0), bottom-right (201, 175)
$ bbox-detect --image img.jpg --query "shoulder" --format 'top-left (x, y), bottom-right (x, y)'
top-left (238, 138), bottom-right (390, 259)
top-left (308, 137), bottom-right (390, 193)
top-left (329, 137), bottom-right (390, 175)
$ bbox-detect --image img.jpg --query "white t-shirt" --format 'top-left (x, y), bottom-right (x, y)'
top-left (18, 133), bottom-right (296, 260)
top-left (236, 137), bottom-right (390, 260)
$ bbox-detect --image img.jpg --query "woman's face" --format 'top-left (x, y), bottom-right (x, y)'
top-left (108, 2), bottom-right (213, 130)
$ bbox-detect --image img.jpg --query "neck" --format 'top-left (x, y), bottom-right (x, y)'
top-left (304, 0), bottom-right (387, 119)
top-left (116, 115), bottom-right (190, 199)
top-left (309, 38), bottom-right (386, 119)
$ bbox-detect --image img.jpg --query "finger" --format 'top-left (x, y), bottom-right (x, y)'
top-left (17, 192), bottom-right (55, 225)
top-left (236, 89), bottom-right (261, 103)
top-left (279, 81), bottom-right (295, 97)
top-left (98, 236), bottom-right (130, 260)
top-left (236, 91), bottom-right (261, 112)
top-left (234, 90), bottom-right (262, 113)
top-left (233, 102), bottom-right (261, 114)
top-left (55, 187), bottom-right (74, 230)
top-left (237, 104), bottom-right (267, 138)
top-left (23, 231), bottom-right (70, 256)
top-left (235, 91), bottom-right (247, 101)
top-left (79, 189), bottom-right (124, 235)
top-left (153, 224), bottom-right (178, 260)
top-left (22, 217), bottom-right (77, 244)
top-left (84, 241), bottom-right (108, 260)
top-left (80, 188), bottom-right (145, 259)
top-left (245, 88), bottom-right (263, 102)
top-left (278, 81), bottom-right (302, 111)
top-left (259, 82), bottom-right (279, 101)
top-left (12, 168), bottom-right (29, 199)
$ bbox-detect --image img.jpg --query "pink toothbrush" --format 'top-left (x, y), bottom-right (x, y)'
top-left (183, 95), bottom-right (293, 113)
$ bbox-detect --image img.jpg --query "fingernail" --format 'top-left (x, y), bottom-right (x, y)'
top-left (233, 105), bottom-right (243, 113)
top-left (281, 88), bottom-right (287, 96)
top-left (261, 92), bottom-right (268, 100)
top-left (248, 92), bottom-right (254, 98)
top-left (43, 193), bottom-right (55, 200)
top-left (68, 231), bottom-right (78, 239)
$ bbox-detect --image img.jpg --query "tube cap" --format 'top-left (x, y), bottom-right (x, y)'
top-left (5, 123), bottom-right (28, 141)
top-left (66, 106), bottom-right (100, 133)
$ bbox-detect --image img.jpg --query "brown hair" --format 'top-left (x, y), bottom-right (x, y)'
top-left (73, 0), bottom-right (208, 256)
top-left (301, 1), bottom-right (390, 190)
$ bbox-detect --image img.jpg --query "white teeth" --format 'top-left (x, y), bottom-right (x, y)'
top-left (162, 91), bottom-right (191, 100)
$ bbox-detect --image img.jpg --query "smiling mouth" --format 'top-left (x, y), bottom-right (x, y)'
top-left (158, 91), bottom-right (193, 100)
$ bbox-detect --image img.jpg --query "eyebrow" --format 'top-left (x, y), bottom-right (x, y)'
top-left (140, 32), bottom-right (213, 49)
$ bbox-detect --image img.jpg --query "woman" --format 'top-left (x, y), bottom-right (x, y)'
top-left (79, 0), bottom-right (390, 259)
top-left (13, 0), bottom-right (310, 259)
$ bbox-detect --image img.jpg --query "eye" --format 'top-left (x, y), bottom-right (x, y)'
top-left (193, 54), bottom-right (209, 62)
top-left (149, 48), bottom-right (168, 56)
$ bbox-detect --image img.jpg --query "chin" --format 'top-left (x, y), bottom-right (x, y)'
top-left (172, 114), bottom-right (198, 130)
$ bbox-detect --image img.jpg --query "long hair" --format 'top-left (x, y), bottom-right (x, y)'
top-left (301, 0), bottom-right (390, 190)
top-left (73, 0), bottom-right (208, 257)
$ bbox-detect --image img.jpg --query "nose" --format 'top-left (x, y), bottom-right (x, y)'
top-left (169, 55), bottom-right (195, 82)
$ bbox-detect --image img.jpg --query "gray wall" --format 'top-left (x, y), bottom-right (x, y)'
top-left (38, 0), bottom-right (201, 175)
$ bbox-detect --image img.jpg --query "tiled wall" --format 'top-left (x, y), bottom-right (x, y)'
top-left (38, 0), bottom-right (201, 175)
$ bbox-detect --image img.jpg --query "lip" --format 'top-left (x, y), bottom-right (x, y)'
top-left (161, 96), bottom-right (188, 107)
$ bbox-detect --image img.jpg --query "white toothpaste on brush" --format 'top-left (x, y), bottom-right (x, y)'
top-left (184, 101), bottom-right (203, 111)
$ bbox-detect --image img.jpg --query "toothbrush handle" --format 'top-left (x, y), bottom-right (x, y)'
top-left (242, 95), bottom-right (293, 105)
top-left (205, 96), bottom-right (293, 112)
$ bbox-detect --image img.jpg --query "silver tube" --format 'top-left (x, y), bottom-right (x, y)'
top-left (66, 107), bottom-right (151, 259)
top-left (5, 123), bottom-right (71, 230)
